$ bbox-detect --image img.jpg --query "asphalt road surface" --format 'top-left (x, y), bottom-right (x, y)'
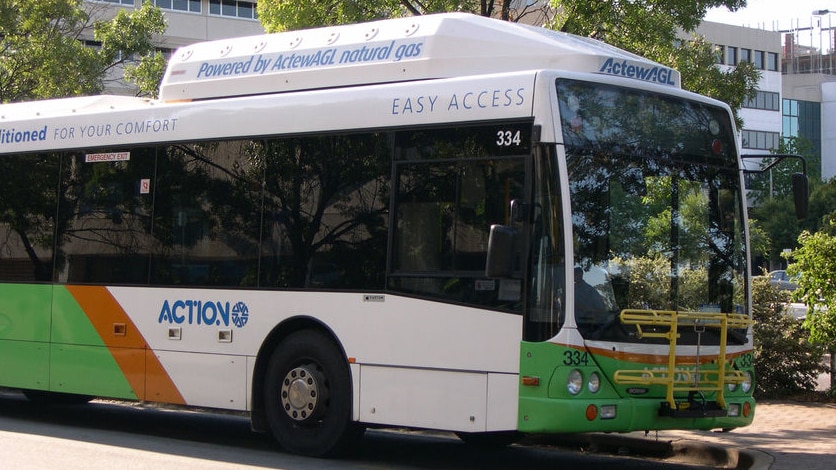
top-left (0, 389), bottom-right (715, 470)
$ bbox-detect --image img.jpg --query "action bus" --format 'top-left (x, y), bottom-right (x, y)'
top-left (0, 13), bottom-right (757, 456)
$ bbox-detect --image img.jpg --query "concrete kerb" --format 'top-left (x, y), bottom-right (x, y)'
top-left (523, 433), bottom-right (773, 469)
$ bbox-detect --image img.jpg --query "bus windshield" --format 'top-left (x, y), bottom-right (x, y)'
top-left (555, 78), bottom-right (747, 344)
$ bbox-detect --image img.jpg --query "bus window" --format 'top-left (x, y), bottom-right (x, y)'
top-left (0, 153), bottom-right (58, 282)
top-left (150, 141), bottom-right (262, 287)
top-left (57, 148), bottom-right (156, 284)
top-left (390, 124), bottom-right (529, 312)
top-left (259, 133), bottom-right (390, 290)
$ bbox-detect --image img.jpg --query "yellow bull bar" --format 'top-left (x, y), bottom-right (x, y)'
top-left (613, 309), bottom-right (753, 412)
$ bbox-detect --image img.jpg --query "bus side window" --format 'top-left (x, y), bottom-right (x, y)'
top-left (57, 148), bottom-right (156, 284)
top-left (390, 158), bottom-right (525, 310)
top-left (0, 153), bottom-right (58, 282)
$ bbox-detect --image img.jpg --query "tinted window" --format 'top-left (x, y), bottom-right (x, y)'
top-left (260, 133), bottom-right (390, 290)
top-left (57, 148), bottom-right (155, 284)
top-left (0, 153), bottom-right (59, 282)
top-left (151, 141), bottom-right (262, 287)
top-left (389, 124), bottom-right (530, 311)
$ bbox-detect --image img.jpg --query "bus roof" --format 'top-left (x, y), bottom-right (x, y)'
top-left (159, 13), bottom-right (681, 102)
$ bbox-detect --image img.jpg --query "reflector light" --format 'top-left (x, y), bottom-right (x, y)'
top-left (521, 376), bottom-right (540, 386)
top-left (743, 402), bottom-right (752, 417)
top-left (585, 404), bottom-right (598, 421)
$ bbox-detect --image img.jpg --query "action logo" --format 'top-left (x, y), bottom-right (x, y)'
top-left (158, 299), bottom-right (250, 328)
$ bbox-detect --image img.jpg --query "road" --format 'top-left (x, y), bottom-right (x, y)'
top-left (0, 389), bottom-right (715, 470)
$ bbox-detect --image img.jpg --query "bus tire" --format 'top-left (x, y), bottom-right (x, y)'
top-left (264, 329), bottom-right (363, 457)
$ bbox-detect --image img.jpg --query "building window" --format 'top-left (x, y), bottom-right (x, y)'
top-left (743, 90), bottom-right (780, 111)
top-left (97, 0), bottom-right (134, 4)
top-left (740, 48), bottom-right (751, 63)
top-left (714, 45), bottom-right (725, 64)
top-left (783, 98), bottom-right (821, 148)
top-left (154, 0), bottom-right (201, 12)
top-left (767, 52), bottom-right (779, 71)
top-left (156, 47), bottom-right (175, 60)
top-left (753, 50), bottom-right (764, 69)
top-left (209, 0), bottom-right (258, 19)
top-left (727, 46), bottom-right (738, 65)
top-left (741, 129), bottom-right (780, 150)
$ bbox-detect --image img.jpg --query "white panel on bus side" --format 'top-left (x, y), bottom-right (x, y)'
top-left (486, 372), bottom-right (519, 430)
top-left (154, 350), bottom-right (248, 410)
top-left (358, 365), bottom-right (492, 432)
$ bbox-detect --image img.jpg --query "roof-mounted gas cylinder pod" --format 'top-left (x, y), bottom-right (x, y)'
top-left (159, 13), bottom-right (681, 102)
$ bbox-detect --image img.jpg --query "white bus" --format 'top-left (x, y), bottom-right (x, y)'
top-left (0, 13), bottom-right (756, 456)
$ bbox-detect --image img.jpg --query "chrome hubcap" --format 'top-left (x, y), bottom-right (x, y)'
top-left (281, 366), bottom-right (319, 421)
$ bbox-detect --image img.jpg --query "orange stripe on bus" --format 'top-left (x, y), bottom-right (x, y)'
top-left (585, 344), bottom-right (748, 365)
top-left (65, 285), bottom-right (186, 405)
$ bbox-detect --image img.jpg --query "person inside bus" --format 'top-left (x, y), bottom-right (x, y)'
top-left (574, 266), bottom-right (609, 316)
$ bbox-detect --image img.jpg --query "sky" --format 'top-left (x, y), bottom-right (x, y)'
top-left (704, 0), bottom-right (836, 30)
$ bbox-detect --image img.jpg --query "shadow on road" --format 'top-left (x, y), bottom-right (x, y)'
top-left (0, 389), bottom-right (715, 470)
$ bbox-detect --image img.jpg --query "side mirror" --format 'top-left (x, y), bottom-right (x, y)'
top-left (792, 172), bottom-right (809, 220)
top-left (486, 224), bottom-right (517, 278)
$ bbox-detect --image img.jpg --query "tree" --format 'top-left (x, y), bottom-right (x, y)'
top-left (749, 196), bottom-right (801, 266)
top-left (750, 275), bottom-right (827, 397)
top-left (786, 227), bottom-right (836, 392)
top-left (0, 0), bottom-right (166, 102)
top-left (94, 2), bottom-right (168, 97)
top-left (256, 0), bottom-right (544, 32)
top-left (810, 179), bottom-right (836, 235)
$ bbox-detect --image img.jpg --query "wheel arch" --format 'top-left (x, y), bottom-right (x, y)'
top-left (250, 316), bottom-right (348, 433)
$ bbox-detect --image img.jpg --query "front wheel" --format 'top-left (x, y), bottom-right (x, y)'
top-left (264, 330), bottom-right (363, 457)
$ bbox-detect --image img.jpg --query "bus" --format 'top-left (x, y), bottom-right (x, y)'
top-left (0, 13), bottom-right (757, 456)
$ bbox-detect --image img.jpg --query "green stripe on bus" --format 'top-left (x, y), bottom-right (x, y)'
top-left (0, 284), bottom-right (52, 389)
top-left (0, 284), bottom-right (137, 399)
top-left (49, 286), bottom-right (137, 399)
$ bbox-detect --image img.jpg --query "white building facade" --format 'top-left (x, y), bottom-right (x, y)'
top-left (88, 0), bottom-right (265, 95)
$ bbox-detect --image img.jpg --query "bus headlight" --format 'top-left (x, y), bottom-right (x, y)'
top-left (588, 372), bottom-right (601, 393)
top-left (567, 370), bottom-right (583, 395)
top-left (741, 371), bottom-right (753, 393)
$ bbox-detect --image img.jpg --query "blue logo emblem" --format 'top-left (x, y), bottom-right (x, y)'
top-left (232, 301), bottom-right (249, 327)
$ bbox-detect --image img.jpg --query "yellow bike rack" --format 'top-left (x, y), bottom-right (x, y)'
top-left (613, 309), bottom-right (753, 415)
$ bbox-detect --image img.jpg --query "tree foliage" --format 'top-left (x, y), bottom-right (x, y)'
top-left (749, 176), bottom-right (836, 270)
top-left (750, 276), bottom-right (827, 397)
top-left (0, 0), bottom-right (166, 102)
top-left (257, 0), bottom-right (535, 32)
top-left (787, 227), bottom-right (836, 391)
top-left (810, 179), bottom-right (836, 235)
top-left (788, 229), bottom-right (836, 347)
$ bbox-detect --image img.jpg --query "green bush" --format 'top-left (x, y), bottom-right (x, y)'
top-left (751, 277), bottom-right (828, 398)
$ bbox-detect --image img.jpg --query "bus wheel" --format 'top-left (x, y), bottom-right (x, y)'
top-left (264, 330), bottom-right (363, 457)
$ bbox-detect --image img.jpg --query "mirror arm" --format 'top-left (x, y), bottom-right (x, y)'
top-left (741, 153), bottom-right (806, 176)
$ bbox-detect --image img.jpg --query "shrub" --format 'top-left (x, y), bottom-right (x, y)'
top-left (751, 277), bottom-right (828, 398)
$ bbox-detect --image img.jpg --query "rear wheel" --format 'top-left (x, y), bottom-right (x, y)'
top-left (264, 330), bottom-right (363, 457)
